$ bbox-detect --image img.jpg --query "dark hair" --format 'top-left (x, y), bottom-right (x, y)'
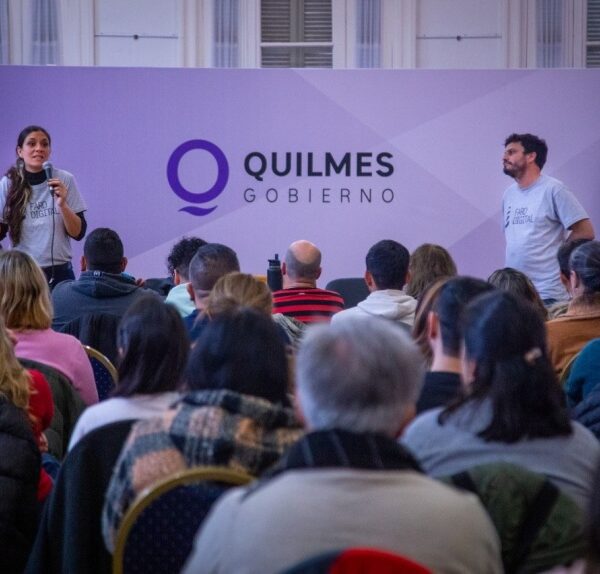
top-left (188, 243), bottom-right (240, 293)
top-left (412, 277), bottom-right (450, 367)
top-left (114, 296), bottom-right (189, 397)
top-left (557, 238), bottom-right (592, 277)
top-left (504, 133), bottom-right (548, 169)
top-left (83, 228), bottom-right (124, 274)
top-left (406, 243), bottom-right (457, 300)
top-left (167, 237), bottom-right (207, 281)
top-left (570, 241), bottom-right (600, 296)
top-left (366, 239), bottom-right (410, 290)
top-left (3, 126), bottom-right (52, 244)
top-left (440, 291), bottom-right (571, 443)
top-left (487, 267), bottom-right (547, 320)
top-left (435, 276), bottom-right (494, 357)
top-left (185, 307), bottom-right (290, 406)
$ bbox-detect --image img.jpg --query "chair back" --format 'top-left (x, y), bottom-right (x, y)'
top-left (83, 345), bottom-right (118, 401)
top-left (113, 466), bottom-right (254, 574)
top-left (281, 547), bottom-right (432, 574)
top-left (18, 358), bottom-right (86, 459)
top-left (61, 312), bottom-right (121, 364)
top-left (325, 278), bottom-right (369, 309)
top-left (441, 462), bottom-right (586, 574)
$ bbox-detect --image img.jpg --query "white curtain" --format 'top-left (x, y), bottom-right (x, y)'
top-left (536, 0), bottom-right (566, 67)
top-left (356, 0), bottom-right (381, 68)
top-left (32, 0), bottom-right (60, 65)
top-left (214, 0), bottom-right (239, 68)
top-left (0, 0), bottom-right (9, 64)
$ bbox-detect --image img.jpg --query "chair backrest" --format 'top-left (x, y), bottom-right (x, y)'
top-left (83, 345), bottom-right (118, 401)
top-left (441, 462), bottom-right (586, 574)
top-left (560, 351), bottom-right (580, 388)
top-left (61, 312), bottom-right (121, 364)
top-left (25, 419), bottom-right (137, 574)
top-left (18, 358), bottom-right (86, 459)
top-left (113, 466), bottom-right (254, 574)
top-left (325, 278), bottom-right (369, 309)
top-left (281, 547), bottom-right (432, 574)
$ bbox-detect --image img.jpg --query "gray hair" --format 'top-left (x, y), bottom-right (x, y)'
top-left (296, 315), bottom-right (424, 436)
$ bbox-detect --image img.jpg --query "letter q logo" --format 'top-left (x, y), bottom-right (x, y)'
top-left (167, 139), bottom-right (229, 216)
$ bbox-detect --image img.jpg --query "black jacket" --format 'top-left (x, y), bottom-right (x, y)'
top-left (0, 398), bottom-right (40, 574)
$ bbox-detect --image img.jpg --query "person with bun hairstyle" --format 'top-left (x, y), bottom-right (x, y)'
top-left (402, 290), bottom-right (600, 509)
top-left (547, 241), bottom-right (600, 378)
top-left (0, 125), bottom-right (87, 286)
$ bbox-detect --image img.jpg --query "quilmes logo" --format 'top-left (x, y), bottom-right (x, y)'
top-left (167, 139), bottom-right (229, 216)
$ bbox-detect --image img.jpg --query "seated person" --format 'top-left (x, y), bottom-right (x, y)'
top-left (164, 236), bottom-right (207, 318)
top-left (102, 307), bottom-right (303, 552)
top-left (405, 243), bottom-right (457, 302)
top-left (183, 315), bottom-right (502, 574)
top-left (402, 290), bottom-right (600, 510)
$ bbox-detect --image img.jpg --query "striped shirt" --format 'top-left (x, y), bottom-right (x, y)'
top-left (272, 287), bottom-right (344, 324)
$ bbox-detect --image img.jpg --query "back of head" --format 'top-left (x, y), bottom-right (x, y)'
top-left (204, 272), bottom-right (272, 318)
top-left (435, 276), bottom-right (494, 357)
top-left (557, 238), bottom-right (592, 277)
top-left (297, 315), bottom-right (423, 436)
top-left (452, 290), bottom-right (570, 442)
top-left (504, 133), bottom-right (548, 169)
top-left (406, 243), bottom-right (457, 300)
top-left (366, 239), bottom-right (410, 290)
top-left (570, 240), bottom-right (600, 296)
top-left (284, 240), bottom-right (322, 281)
top-left (167, 236), bottom-right (207, 281)
top-left (186, 307), bottom-right (289, 405)
top-left (0, 316), bottom-right (30, 412)
top-left (487, 267), bottom-right (546, 319)
top-left (188, 243), bottom-right (240, 294)
top-left (83, 228), bottom-right (124, 274)
top-left (115, 295), bottom-right (189, 397)
top-left (0, 250), bottom-right (52, 329)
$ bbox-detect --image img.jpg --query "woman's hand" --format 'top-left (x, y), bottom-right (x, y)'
top-left (48, 177), bottom-right (67, 207)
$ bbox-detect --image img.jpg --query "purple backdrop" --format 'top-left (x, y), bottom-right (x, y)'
top-left (0, 66), bottom-right (599, 283)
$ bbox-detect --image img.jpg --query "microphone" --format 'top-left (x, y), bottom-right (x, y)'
top-left (42, 161), bottom-right (54, 195)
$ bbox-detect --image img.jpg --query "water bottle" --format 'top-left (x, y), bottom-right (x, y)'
top-left (267, 254), bottom-right (283, 291)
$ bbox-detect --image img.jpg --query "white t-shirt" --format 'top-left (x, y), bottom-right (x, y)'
top-left (503, 174), bottom-right (588, 301)
top-left (0, 168), bottom-right (87, 267)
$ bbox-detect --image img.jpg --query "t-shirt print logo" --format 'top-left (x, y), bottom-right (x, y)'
top-left (512, 207), bottom-right (535, 225)
top-left (505, 206), bottom-right (511, 228)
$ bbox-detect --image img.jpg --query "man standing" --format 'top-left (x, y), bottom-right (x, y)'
top-left (332, 239), bottom-right (417, 328)
top-left (502, 133), bottom-right (594, 304)
top-left (183, 316), bottom-right (502, 574)
top-left (272, 240), bottom-right (344, 323)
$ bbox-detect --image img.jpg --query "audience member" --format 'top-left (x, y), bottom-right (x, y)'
top-left (332, 239), bottom-right (417, 328)
top-left (164, 236), bottom-right (207, 318)
top-left (184, 243), bottom-right (240, 342)
top-left (102, 308), bottom-right (303, 552)
top-left (68, 296), bottom-right (186, 450)
top-left (402, 290), bottom-right (600, 509)
top-left (272, 240), bottom-right (344, 323)
top-left (406, 243), bottom-right (457, 301)
top-left (51, 228), bottom-right (153, 331)
top-left (0, 316), bottom-right (53, 502)
top-left (547, 241), bottom-right (600, 378)
top-left (488, 267), bottom-right (547, 319)
top-left (0, 394), bottom-right (40, 574)
top-left (416, 277), bottom-right (493, 414)
top-left (183, 315), bottom-right (502, 574)
top-left (0, 250), bottom-right (97, 405)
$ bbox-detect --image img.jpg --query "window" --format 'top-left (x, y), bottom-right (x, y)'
top-left (261, 0), bottom-right (333, 68)
top-left (588, 0), bottom-right (600, 66)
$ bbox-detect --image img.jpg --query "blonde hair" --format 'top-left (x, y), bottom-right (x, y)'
top-left (0, 315), bottom-right (31, 412)
top-left (204, 272), bottom-right (273, 318)
top-left (0, 250), bottom-right (53, 330)
top-left (406, 243), bottom-right (457, 301)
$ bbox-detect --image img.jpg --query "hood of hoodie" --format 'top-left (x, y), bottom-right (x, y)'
top-left (356, 289), bottom-right (417, 323)
top-left (71, 271), bottom-right (140, 299)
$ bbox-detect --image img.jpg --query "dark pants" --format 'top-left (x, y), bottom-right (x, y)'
top-left (42, 261), bottom-right (75, 290)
